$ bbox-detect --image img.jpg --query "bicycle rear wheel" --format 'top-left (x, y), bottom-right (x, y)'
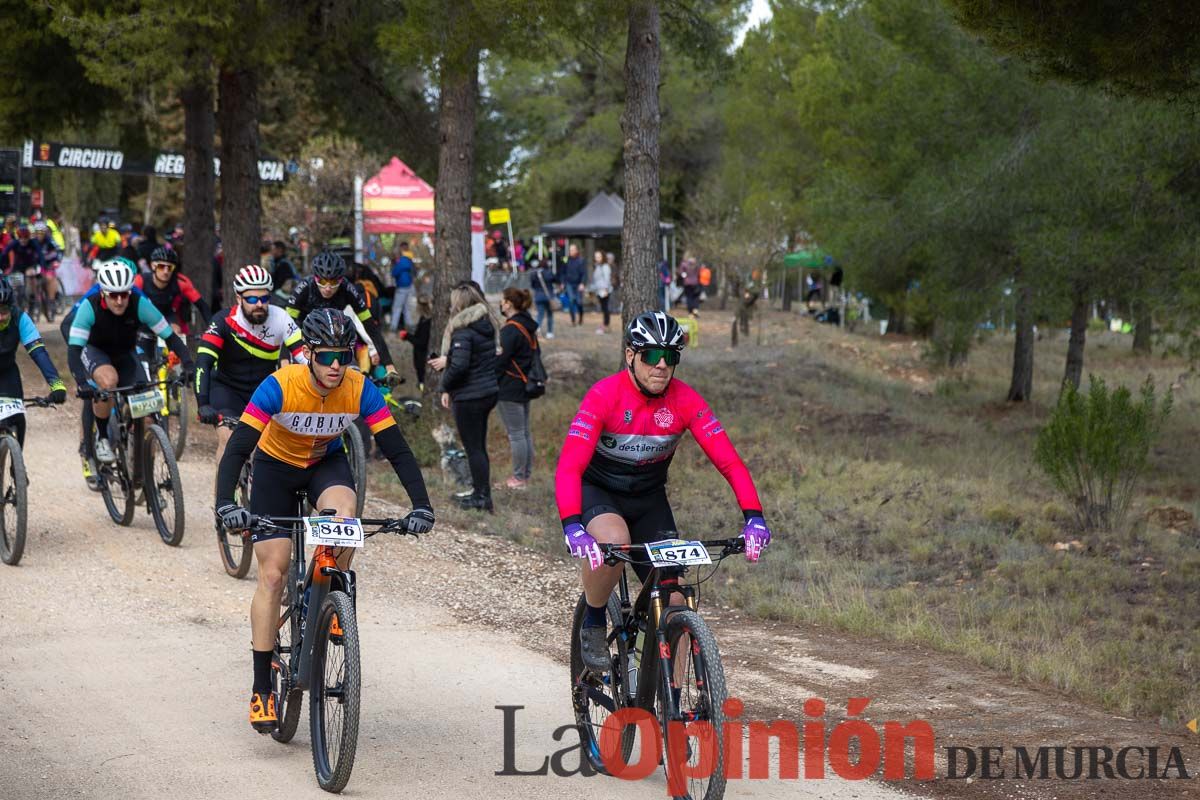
top-left (0, 436), bottom-right (28, 565)
top-left (342, 424), bottom-right (366, 517)
top-left (660, 610), bottom-right (728, 800)
top-left (217, 462), bottom-right (254, 578)
top-left (569, 593), bottom-right (634, 774)
top-left (144, 424), bottom-right (185, 545)
top-left (310, 590), bottom-right (361, 793)
top-left (272, 562), bottom-right (304, 743)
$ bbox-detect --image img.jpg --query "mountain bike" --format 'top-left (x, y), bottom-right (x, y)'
top-left (0, 396), bottom-right (55, 565)
top-left (142, 335), bottom-right (190, 460)
top-left (214, 416), bottom-right (253, 578)
top-left (570, 536), bottom-right (746, 800)
top-left (235, 499), bottom-right (419, 793)
top-left (79, 379), bottom-right (186, 546)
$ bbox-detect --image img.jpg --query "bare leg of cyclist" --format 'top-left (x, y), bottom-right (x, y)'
top-left (91, 364), bottom-right (118, 432)
top-left (580, 513), bottom-right (630, 607)
top-left (315, 484), bottom-right (359, 570)
top-left (250, 538), bottom-right (291, 650)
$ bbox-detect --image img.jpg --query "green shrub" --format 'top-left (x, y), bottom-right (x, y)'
top-left (1034, 377), bottom-right (1172, 532)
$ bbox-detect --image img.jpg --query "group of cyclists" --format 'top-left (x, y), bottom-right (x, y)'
top-left (6, 240), bottom-right (774, 745)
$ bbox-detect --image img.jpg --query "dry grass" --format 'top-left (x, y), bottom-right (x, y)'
top-left (372, 308), bottom-right (1200, 726)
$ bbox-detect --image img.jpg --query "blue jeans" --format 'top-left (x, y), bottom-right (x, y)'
top-left (565, 284), bottom-right (583, 323)
top-left (535, 298), bottom-right (554, 334)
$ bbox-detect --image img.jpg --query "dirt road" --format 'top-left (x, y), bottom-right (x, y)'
top-left (0, 401), bottom-right (912, 799)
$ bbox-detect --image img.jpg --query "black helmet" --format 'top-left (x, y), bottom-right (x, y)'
top-left (311, 250), bottom-right (346, 280)
top-left (301, 308), bottom-right (357, 349)
top-left (150, 246), bottom-right (179, 266)
top-left (0, 277), bottom-right (13, 306)
top-left (625, 311), bottom-right (685, 351)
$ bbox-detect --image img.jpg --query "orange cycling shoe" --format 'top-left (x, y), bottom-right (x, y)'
top-left (249, 692), bottom-right (277, 733)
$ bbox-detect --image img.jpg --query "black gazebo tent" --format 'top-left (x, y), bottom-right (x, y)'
top-left (539, 192), bottom-right (677, 283)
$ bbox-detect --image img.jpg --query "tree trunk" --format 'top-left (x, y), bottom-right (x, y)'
top-left (217, 66), bottom-right (261, 307)
top-left (619, 0), bottom-right (662, 338)
top-left (886, 306), bottom-right (905, 335)
top-left (430, 46), bottom-right (480, 355)
top-left (1007, 271), bottom-right (1034, 402)
top-left (781, 269), bottom-right (793, 312)
top-left (717, 263), bottom-right (727, 310)
top-left (1063, 282), bottom-right (1089, 390)
top-left (180, 79), bottom-right (216, 294)
top-left (1132, 301), bottom-right (1152, 355)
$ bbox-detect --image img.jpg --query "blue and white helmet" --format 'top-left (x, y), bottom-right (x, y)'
top-left (95, 258), bottom-right (136, 292)
top-left (625, 311), bottom-right (685, 351)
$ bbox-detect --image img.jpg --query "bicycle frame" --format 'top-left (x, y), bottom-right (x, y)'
top-left (605, 539), bottom-right (742, 725)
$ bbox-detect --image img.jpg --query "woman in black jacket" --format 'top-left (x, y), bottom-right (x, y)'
top-left (429, 282), bottom-right (500, 511)
top-left (495, 287), bottom-right (538, 489)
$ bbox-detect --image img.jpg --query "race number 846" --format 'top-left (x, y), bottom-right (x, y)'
top-left (305, 516), bottom-right (365, 548)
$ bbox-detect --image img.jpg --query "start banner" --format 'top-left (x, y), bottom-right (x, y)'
top-left (23, 140), bottom-right (286, 184)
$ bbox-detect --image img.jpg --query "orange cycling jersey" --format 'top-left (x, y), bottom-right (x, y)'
top-left (240, 363), bottom-right (394, 468)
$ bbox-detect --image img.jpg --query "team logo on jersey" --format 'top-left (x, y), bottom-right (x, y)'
top-left (654, 408), bottom-right (674, 429)
top-left (623, 409), bottom-right (633, 423)
top-left (601, 434), bottom-right (617, 449)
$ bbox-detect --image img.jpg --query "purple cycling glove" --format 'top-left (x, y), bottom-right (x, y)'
top-left (563, 522), bottom-right (603, 570)
top-left (741, 516), bottom-right (771, 563)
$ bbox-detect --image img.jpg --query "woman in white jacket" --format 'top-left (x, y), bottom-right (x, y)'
top-left (591, 250), bottom-right (614, 335)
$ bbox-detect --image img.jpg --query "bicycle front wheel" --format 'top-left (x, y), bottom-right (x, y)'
top-left (94, 423), bottom-right (135, 526)
top-left (0, 436), bottom-right (28, 565)
top-left (217, 462), bottom-right (253, 578)
top-left (569, 593), bottom-right (634, 774)
top-left (144, 424), bottom-right (185, 546)
top-left (660, 610), bottom-right (729, 800)
top-left (309, 590), bottom-right (361, 793)
top-left (342, 424), bottom-right (366, 517)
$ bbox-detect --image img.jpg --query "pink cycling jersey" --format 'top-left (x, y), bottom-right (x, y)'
top-left (555, 370), bottom-right (762, 525)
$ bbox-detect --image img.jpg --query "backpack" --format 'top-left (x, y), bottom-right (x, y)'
top-left (504, 319), bottom-right (547, 399)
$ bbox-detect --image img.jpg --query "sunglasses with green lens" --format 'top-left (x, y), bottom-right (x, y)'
top-left (639, 347), bottom-right (681, 367)
top-left (312, 349), bottom-right (354, 367)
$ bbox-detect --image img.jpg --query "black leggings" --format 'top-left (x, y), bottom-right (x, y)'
top-left (452, 395), bottom-right (497, 496)
top-left (599, 294), bottom-right (611, 327)
top-left (411, 318), bottom-right (431, 384)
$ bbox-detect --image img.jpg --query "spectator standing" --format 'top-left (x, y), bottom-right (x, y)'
top-left (270, 240), bottom-right (297, 291)
top-left (561, 243), bottom-right (586, 326)
top-left (658, 258), bottom-right (672, 310)
top-left (591, 249), bottom-right (613, 334)
top-left (529, 256), bottom-right (557, 339)
top-left (681, 257), bottom-right (701, 316)
top-left (390, 241), bottom-right (415, 331)
top-left (495, 287), bottom-right (539, 489)
top-left (428, 282), bottom-right (500, 512)
top-left (136, 225), bottom-right (160, 267)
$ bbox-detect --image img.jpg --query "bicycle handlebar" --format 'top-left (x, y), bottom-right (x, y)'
top-left (237, 514), bottom-right (417, 538)
top-left (76, 376), bottom-right (186, 400)
top-left (599, 538), bottom-right (746, 567)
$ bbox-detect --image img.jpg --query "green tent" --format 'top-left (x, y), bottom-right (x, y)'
top-left (783, 249), bottom-right (834, 269)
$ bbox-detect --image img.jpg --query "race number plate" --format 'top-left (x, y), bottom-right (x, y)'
top-left (645, 539), bottom-right (712, 567)
top-left (127, 388), bottom-right (165, 419)
top-left (305, 516), bottom-right (365, 548)
top-left (0, 397), bottom-right (23, 421)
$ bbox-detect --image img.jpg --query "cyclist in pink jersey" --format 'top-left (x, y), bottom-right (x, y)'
top-left (554, 310), bottom-right (772, 670)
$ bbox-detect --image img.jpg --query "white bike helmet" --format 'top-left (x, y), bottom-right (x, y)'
top-left (95, 258), bottom-right (136, 292)
top-left (233, 264), bottom-right (273, 293)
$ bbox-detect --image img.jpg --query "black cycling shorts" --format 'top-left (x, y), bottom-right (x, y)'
top-left (248, 450), bottom-right (355, 543)
top-left (581, 482), bottom-right (677, 582)
top-left (209, 381), bottom-right (253, 419)
top-left (81, 346), bottom-right (149, 388)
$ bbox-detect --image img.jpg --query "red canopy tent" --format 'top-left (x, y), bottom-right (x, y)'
top-left (362, 157), bottom-right (484, 234)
